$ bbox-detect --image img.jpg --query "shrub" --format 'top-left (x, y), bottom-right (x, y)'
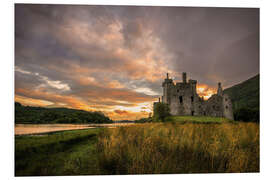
top-left (164, 116), bottom-right (173, 122)
top-left (135, 117), bottom-right (152, 123)
top-left (153, 102), bottom-right (170, 122)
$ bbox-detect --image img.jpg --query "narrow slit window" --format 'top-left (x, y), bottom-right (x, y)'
top-left (191, 96), bottom-right (194, 102)
top-left (179, 96), bottom-right (183, 103)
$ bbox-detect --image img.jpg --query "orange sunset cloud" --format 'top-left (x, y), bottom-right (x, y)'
top-left (196, 84), bottom-right (217, 99)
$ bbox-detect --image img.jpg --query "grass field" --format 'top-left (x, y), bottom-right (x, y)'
top-left (15, 128), bottom-right (102, 176)
top-left (97, 122), bottom-right (259, 174)
top-left (15, 117), bottom-right (259, 176)
top-left (168, 116), bottom-right (233, 123)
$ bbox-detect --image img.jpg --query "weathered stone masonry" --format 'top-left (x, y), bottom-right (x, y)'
top-left (154, 72), bottom-right (234, 120)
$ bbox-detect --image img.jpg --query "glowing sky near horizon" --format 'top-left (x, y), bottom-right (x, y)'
top-left (15, 4), bottom-right (259, 120)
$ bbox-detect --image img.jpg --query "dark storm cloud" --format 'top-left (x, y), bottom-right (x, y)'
top-left (15, 4), bottom-right (259, 119)
top-left (146, 7), bottom-right (259, 86)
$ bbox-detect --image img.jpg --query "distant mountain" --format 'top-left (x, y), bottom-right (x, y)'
top-left (224, 74), bottom-right (259, 111)
top-left (15, 102), bottom-right (113, 124)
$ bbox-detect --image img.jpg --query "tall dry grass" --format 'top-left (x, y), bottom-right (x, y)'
top-left (96, 122), bottom-right (259, 174)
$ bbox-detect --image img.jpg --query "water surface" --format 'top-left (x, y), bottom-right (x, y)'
top-left (15, 123), bottom-right (135, 135)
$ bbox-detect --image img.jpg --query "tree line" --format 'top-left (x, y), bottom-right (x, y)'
top-left (15, 102), bottom-right (113, 124)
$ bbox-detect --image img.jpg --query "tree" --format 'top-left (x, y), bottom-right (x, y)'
top-left (234, 108), bottom-right (259, 123)
top-left (153, 102), bottom-right (170, 122)
top-left (15, 102), bottom-right (22, 107)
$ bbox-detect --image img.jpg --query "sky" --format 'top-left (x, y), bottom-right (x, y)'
top-left (15, 4), bottom-right (259, 120)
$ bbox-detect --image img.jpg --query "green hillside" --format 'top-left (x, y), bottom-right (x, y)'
top-left (224, 74), bottom-right (259, 122)
top-left (224, 74), bottom-right (259, 111)
top-left (15, 102), bottom-right (113, 124)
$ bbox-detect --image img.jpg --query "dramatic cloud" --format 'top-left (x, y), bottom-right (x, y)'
top-left (15, 4), bottom-right (259, 120)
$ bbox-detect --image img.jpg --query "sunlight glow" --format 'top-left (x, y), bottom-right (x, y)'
top-left (15, 95), bottom-right (54, 107)
top-left (134, 87), bottom-right (159, 96)
top-left (197, 84), bottom-right (216, 100)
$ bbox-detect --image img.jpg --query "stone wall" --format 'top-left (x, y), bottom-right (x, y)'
top-left (158, 72), bottom-right (234, 120)
top-left (222, 94), bottom-right (234, 120)
top-left (205, 94), bottom-right (223, 117)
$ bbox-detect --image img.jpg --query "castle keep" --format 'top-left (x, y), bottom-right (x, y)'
top-left (155, 72), bottom-right (234, 120)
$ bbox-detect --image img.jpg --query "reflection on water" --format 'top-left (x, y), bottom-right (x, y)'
top-left (15, 123), bottom-right (135, 135)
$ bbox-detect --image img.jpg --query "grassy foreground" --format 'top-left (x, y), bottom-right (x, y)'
top-left (97, 122), bottom-right (259, 174)
top-left (15, 120), bottom-right (259, 176)
top-left (15, 128), bottom-right (102, 176)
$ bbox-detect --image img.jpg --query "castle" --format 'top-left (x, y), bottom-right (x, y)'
top-left (154, 72), bottom-right (234, 120)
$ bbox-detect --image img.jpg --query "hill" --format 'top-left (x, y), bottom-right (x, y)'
top-left (15, 102), bottom-right (113, 124)
top-left (224, 74), bottom-right (259, 111)
top-left (223, 74), bottom-right (259, 122)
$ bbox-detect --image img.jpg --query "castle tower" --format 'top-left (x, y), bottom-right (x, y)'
top-left (182, 72), bottom-right (187, 83)
top-left (162, 73), bottom-right (173, 104)
top-left (189, 79), bottom-right (197, 95)
top-left (217, 82), bottom-right (223, 96)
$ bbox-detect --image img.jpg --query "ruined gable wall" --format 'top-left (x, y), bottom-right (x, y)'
top-left (222, 94), bottom-right (234, 120)
top-left (205, 95), bottom-right (224, 117)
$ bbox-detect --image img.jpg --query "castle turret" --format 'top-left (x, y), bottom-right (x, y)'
top-left (217, 82), bottom-right (223, 96)
top-left (182, 72), bottom-right (187, 83)
top-left (162, 73), bottom-right (173, 104)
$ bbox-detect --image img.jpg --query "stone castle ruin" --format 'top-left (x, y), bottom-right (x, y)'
top-left (154, 72), bottom-right (234, 120)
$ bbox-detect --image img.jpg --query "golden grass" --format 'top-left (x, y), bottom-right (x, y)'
top-left (96, 122), bottom-right (259, 174)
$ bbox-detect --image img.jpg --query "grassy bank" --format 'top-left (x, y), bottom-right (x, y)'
top-left (15, 128), bottom-right (102, 176)
top-left (15, 121), bottom-right (259, 175)
top-left (168, 116), bottom-right (233, 123)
